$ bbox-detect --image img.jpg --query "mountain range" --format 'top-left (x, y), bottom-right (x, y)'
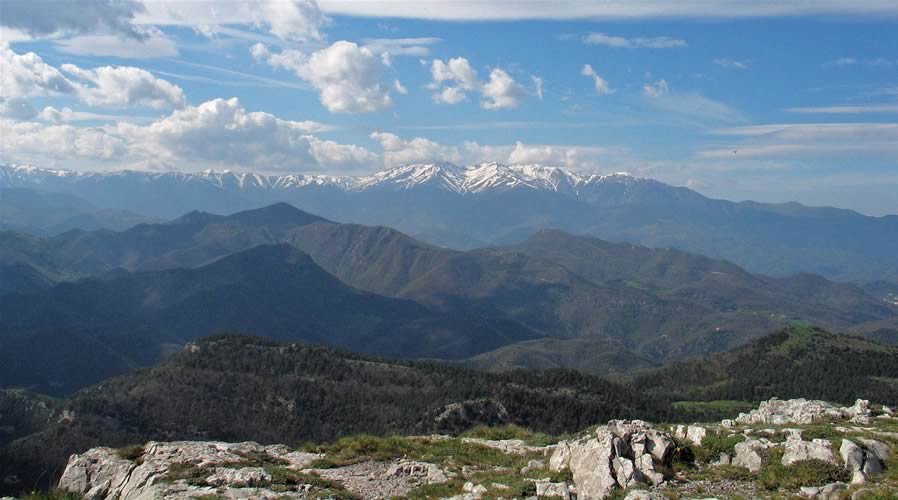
top-left (2, 202), bottom-right (896, 396)
top-left (3, 163), bottom-right (896, 284)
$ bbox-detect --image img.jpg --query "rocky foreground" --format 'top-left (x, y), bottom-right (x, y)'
top-left (55, 398), bottom-right (898, 499)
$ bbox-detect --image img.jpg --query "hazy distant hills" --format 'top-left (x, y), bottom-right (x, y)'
top-left (0, 188), bottom-right (152, 236)
top-left (2, 163), bottom-right (896, 283)
top-left (1, 202), bottom-right (896, 394)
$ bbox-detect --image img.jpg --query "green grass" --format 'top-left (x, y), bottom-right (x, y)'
top-left (692, 432), bottom-right (746, 463)
top-left (460, 424), bottom-right (559, 446)
top-left (305, 434), bottom-right (534, 471)
top-left (758, 454), bottom-right (850, 491)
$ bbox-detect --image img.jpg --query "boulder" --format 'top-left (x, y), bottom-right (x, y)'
top-left (624, 491), bottom-right (667, 500)
top-left (568, 430), bottom-right (617, 499)
top-left (733, 439), bottom-right (767, 473)
top-left (611, 457), bottom-right (637, 488)
top-left (840, 440), bottom-right (865, 472)
top-left (535, 480), bottom-right (571, 499)
top-left (685, 425), bottom-right (707, 446)
top-left (859, 439), bottom-right (890, 461)
top-left (862, 451), bottom-right (883, 475)
top-left (782, 437), bottom-right (836, 466)
top-left (549, 420), bottom-right (674, 499)
top-left (520, 458), bottom-right (545, 475)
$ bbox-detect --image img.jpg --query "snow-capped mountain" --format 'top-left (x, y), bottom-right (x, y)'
top-left (3, 162), bottom-right (897, 285)
top-left (0, 162), bottom-right (645, 197)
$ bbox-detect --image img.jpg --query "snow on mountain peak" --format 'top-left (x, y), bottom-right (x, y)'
top-left (1, 162), bottom-right (645, 196)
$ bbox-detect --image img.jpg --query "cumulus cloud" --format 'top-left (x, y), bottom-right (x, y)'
top-left (481, 69), bottom-right (526, 109)
top-left (0, 119), bottom-right (129, 160)
top-left (642, 79), bottom-right (669, 97)
top-left (258, 41), bottom-right (400, 113)
top-left (61, 64), bottom-right (187, 109)
top-left (0, 46), bottom-right (78, 98)
top-left (583, 32), bottom-right (686, 49)
top-left (1, 98), bottom-right (374, 172)
top-left (581, 64), bottom-right (612, 95)
top-left (428, 57), bottom-right (526, 110)
top-left (1, 0), bottom-right (145, 38)
top-left (370, 131), bottom-right (620, 170)
top-left (370, 131), bottom-right (462, 165)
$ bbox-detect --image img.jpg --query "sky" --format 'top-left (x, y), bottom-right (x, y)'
top-left (1, 0), bottom-right (897, 215)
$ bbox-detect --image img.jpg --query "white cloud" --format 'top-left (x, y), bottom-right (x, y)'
top-left (0, 46), bottom-right (78, 98)
top-left (259, 41), bottom-right (399, 113)
top-left (61, 64), bottom-right (187, 109)
top-left (583, 32), bottom-right (686, 48)
top-left (317, 1), bottom-right (898, 20)
top-left (532, 76), bottom-right (544, 100)
top-left (370, 131), bottom-right (623, 170)
top-left (431, 58), bottom-right (480, 90)
top-left (370, 131), bottom-right (463, 165)
top-left (700, 122), bottom-right (898, 159)
top-left (581, 64), bottom-right (612, 95)
top-left (54, 30), bottom-right (178, 58)
top-left (713, 58), bottom-right (749, 69)
top-left (434, 86), bottom-right (467, 104)
top-left (428, 57), bottom-right (527, 110)
top-left (0, 119), bottom-right (129, 160)
top-left (481, 69), bottom-right (526, 109)
top-left (642, 79), bottom-right (669, 97)
top-left (647, 91), bottom-right (744, 123)
top-left (37, 106), bottom-right (145, 123)
top-left (786, 104), bottom-right (898, 114)
top-left (138, 0), bottom-right (327, 42)
top-left (1, 0), bottom-right (145, 38)
top-left (0, 98), bottom-right (371, 172)
top-left (363, 37), bottom-right (441, 57)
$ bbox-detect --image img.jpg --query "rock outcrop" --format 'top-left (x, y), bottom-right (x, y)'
top-left (782, 436), bottom-right (837, 466)
top-left (735, 398), bottom-right (871, 425)
top-left (549, 420), bottom-right (674, 499)
top-left (57, 440), bottom-right (451, 499)
top-left (58, 441), bottom-right (323, 499)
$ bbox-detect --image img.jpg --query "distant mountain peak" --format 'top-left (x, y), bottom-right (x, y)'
top-left (0, 162), bottom-right (648, 198)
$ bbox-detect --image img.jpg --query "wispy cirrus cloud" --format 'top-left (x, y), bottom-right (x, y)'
top-left (316, 1), bottom-right (898, 20)
top-left (699, 122), bottom-right (898, 159)
top-left (713, 58), bottom-right (749, 69)
top-left (786, 104), bottom-right (898, 114)
top-left (583, 32), bottom-right (686, 49)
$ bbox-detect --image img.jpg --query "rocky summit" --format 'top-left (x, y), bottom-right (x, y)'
top-left (54, 398), bottom-right (898, 499)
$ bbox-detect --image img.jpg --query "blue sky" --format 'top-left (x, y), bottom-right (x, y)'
top-left (1, 1), bottom-right (897, 215)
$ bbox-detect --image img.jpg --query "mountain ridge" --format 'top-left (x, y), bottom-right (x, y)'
top-left (4, 162), bottom-right (896, 284)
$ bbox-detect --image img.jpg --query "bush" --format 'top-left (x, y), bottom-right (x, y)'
top-left (758, 459), bottom-right (850, 490)
top-left (114, 444), bottom-right (145, 463)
